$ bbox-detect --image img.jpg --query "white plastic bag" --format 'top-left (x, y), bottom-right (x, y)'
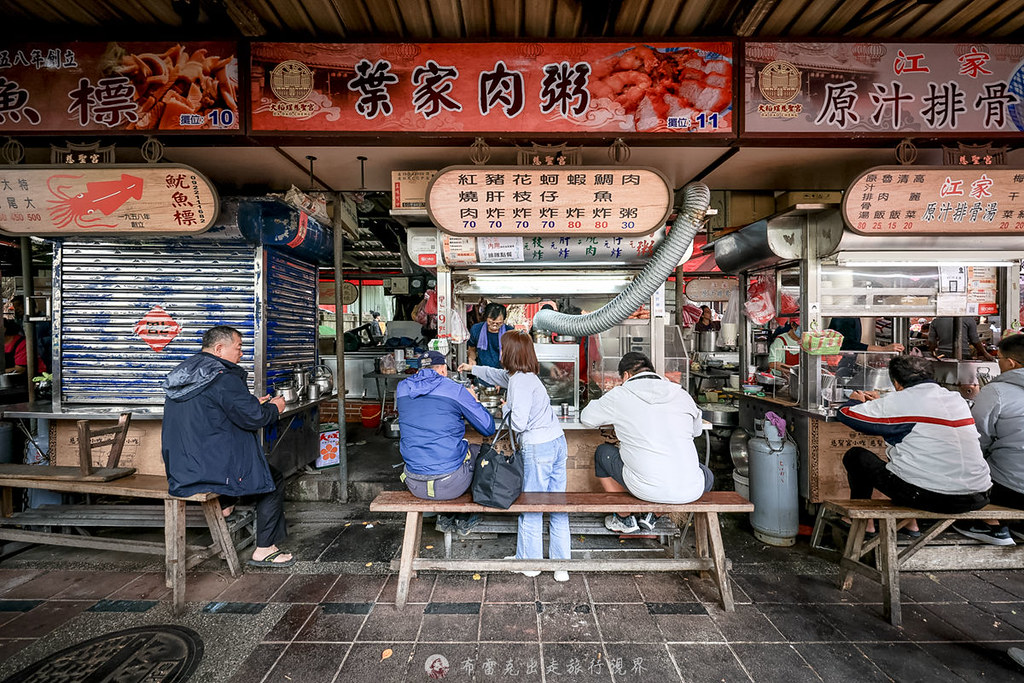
top-left (449, 309), bottom-right (470, 344)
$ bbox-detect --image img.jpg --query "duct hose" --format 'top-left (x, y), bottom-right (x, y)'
top-left (533, 182), bottom-right (710, 336)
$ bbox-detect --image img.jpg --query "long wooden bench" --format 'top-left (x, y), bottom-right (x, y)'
top-left (369, 490), bottom-right (753, 611)
top-left (811, 499), bottom-right (1024, 626)
top-left (0, 472), bottom-right (244, 616)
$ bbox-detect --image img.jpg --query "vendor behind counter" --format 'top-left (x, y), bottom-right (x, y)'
top-left (467, 303), bottom-right (509, 370)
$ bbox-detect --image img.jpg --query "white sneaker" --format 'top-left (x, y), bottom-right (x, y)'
top-left (553, 570), bottom-right (570, 583)
top-left (605, 514), bottom-right (640, 534)
top-left (505, 555), bottom-right (540, 577)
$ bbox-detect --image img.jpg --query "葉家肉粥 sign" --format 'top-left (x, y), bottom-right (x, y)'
top-left (843, 166), bottom-right (1024, 235)
top-left (0, 164), bottom-right (219, 236)
top-left (427, 166), bottom-right (672, 237)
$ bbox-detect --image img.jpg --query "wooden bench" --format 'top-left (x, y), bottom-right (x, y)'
top-left (369, 490), bottom-right (753, 611)
top-left (811, 499), bottom-right (1024, 626)
top-left (0, 473), bottom-right (244, 616)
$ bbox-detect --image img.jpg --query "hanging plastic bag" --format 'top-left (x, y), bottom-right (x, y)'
top-left (800, 322), bottom-right (844, 356)
top-left (449, 309), bottom-right (470, 344)
top-left (744, 275), bottom-right (776, 325)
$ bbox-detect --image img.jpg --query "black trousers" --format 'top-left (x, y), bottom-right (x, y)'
top-left (990, 481), bottom-right (1024, 511)
top-left (842, 447), bottom-right (989, 514)
top-left (220, 465), bottom-right (288, 548)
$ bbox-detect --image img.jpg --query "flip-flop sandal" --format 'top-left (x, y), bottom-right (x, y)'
top-left (247, 549), bottom-right (295, 568)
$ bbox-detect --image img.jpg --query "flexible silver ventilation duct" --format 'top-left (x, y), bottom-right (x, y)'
top-left (532, 182), bottom-right (710, 336)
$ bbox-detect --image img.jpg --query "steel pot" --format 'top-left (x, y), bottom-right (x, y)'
top-left (788, 367), bottom-right (801, 401)
top-left (314, 377), bottom-right (332, 395)
top-left (306, 383), bottom-right (322, 401)
top-left (274, 383), bottom-right (299, 404)
top-left (702, 404), bottom-right (739, 427)
top-left (293, 368), bottom-right (311, 391)
top-left (729, 429), bottom-right (751, 475)
top-left (552, 334), bottom-right (578, 343)
top-left (314, 364), bottom-right (334, 393)
top-left (0, 372), bottom-right (20, 389)
top-left (382, 414), bottom-right (401, 439)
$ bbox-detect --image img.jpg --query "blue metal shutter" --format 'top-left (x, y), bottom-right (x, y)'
top-left (263, 248), bottom-right (318, 391)
top-left (56, 239), bottom-right (258, 406)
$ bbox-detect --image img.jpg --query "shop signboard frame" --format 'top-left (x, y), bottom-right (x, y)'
top-left (0, 164), bottom-right (219, 236)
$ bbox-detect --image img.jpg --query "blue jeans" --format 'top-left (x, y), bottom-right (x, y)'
top-left (516, 435), bottom-right (570, 560)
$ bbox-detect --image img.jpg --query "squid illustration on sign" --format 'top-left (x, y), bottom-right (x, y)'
top-left (47, 173), bottom-right (145, 229)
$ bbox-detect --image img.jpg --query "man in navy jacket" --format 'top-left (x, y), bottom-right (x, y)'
top-left (397, 350), bottom-right (496, 534)
top-left (162, 325), bottom-right (292, 566)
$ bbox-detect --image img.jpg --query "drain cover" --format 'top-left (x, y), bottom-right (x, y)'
top-left (3, 625), bottom-right (203, 683)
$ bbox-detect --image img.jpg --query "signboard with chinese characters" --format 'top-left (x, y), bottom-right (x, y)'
top-left (427, 166), bottom-right (672, 237)
top-left (0, 42), bottom-right (240, 133)
top-left (842, 166), bottom-right (1024, 235)
top-left (443, 232), bottom-right (669, 265)
top-left (744, 42), bottom-right (1024, 135)
top-left (251, 42), bottom-right (733, 134)
top-left (684, 278), bottom-right (737, 302)
top-left (0, 164), bottom-right (219, 236)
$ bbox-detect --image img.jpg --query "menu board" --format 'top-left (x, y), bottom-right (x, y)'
top-left (0, 42), bottom-right (240, 133)
top-left (843, 166), bottom-right (1024, 235)
top-left (427, 166), bottom-right (672, 237)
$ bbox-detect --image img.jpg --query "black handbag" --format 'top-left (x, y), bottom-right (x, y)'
top-left (471, 417), bottom-right (524, 509)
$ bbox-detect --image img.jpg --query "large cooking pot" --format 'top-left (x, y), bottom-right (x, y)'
top-left (697, 330), bottom-right (718, 352)
top-left (702, 404), bottom-right (739, 427)
top-left (729, 429), bottom-right (751, 475)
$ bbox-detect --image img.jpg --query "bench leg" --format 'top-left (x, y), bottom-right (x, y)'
top-left (444, 529), bottom-right (452, 559)
top-left (694, 513), bottom-right (710, 580)
top-left (164, 499), bottom-right (187, 616)
top-left (1, 486), bottom-right (11, 518)
top-left (839, 519), bottom-right (868, 591)
top-left (809, 504), bottom-right (828, 551)
top-left (703, 512), bottom-right (736, 612)
top-left (395, 511), bottom-right (421, 609)
top-left (201, 499), bottom-right (241, 578)
top-left (878, 518), bottom-right (902, 627)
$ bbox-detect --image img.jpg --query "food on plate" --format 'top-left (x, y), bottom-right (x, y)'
top-left (106, 44), bottom-right (238, 130)
top-left (590, 45), bottom-right (731, 132)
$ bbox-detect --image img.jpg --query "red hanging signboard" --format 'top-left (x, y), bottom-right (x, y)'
top-left (133, 306), bottom-right (181, 353)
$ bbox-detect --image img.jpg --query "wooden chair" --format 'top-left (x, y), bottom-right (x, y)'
top-left (76, 413), bottom-right (132, 477)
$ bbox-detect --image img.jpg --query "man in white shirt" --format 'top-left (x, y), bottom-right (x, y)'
top-left (580, 352), bottom-right (712, 533)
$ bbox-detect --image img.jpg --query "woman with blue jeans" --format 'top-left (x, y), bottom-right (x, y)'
top-left (460, 329), bottom-right (570, 582)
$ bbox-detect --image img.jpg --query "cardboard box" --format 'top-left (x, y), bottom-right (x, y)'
top-left (392, 170), bottom-right (437, 209)
top-left (53, 420), bottom-right (166, 476)
top-left (316, 424), bottom-right (340, 469)
top-left (775, 190), bottom-right (842, 212)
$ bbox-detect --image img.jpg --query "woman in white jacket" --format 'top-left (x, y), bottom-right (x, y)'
top-left (461, 330), bottom-right (570, 582)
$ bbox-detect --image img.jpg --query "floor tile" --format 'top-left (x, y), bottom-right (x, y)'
top-left (378, 573), bottom-right (435, 603)
top-left (668, 643), bottom-right (749, 682)
top-left (733, 643), bottom-right (821, 682)
top-left (355, 602), bottom-right (424, 641)
top-left (264, 603), bottom-right (316, 641)
top-left (935, 572), bottom-right (1021, 603)
top-left (816, 603), bottom-right (909, 642)
top-left (919, 641), bottom-right (1024, 683)
top-left (977, 571), bottom-right (1024, 600)
top-left (585, 573), bottom-right (642, 603)
top-left (295, 604), bottom-right (368, 642)
top-left (1, 600), bottom-right (92, 639)
top-left (215, 572), bottom-right (290, 603)
top-left (323, 574), bottom-right (388, 603)
top-left (0, 569), bottom-right (45, 597)
top-left (228, 643), bottom-right (285, 683)
top-left (107, 573), bottom-right (171, 601)
top-left (539, 603), bottom-right (599, 642)
top-left (0, 571), bottom-right (92, 600)
top-left (203, 601), bottom-right (266, 614)
top-left (899, 604), bottom-right (974, 642)
top-left (654, 613), bottom-right (723, 643)
top-left (87, 599), bottom-right (157, 613)
top-left (594, 603), bottom-right (662, 642)
top-left (430, 574), bottom-right (486, 602)
top-left (795, 643), bottom-right (891, 682)
top-left (633, 573), bottom-right (697, 603)
top-left (857, 642), bottom-right (962, 682)
top-left (898, 573), bottom-right (967, 604)
top-left (51, 572), bottom-right (142, 600)
top-left (335, 642), bottom-right (413, 683)
top-left (264, 642), bottom-right (348, 683)
top-left (602, 643), bottom-right (680, 681)
top-left (269, 574), bottom-right (338, 603)
top-left (410, 642), bottom-right (482, 682)
top-left (917, 602), bottom-right (1024, 641)
top-left (457, 642), bottom-right (543, 681)
top-left (708, 604), bottom-right (785, 643)
top-left (734, 573), bottom-right (858, 604)
top-left (536, 572), bottom-right (589, 603)
top-left (760, 603), bottom-right (847, 642)
top-left (483, 573), bottom-right (536, 602)
top-left (480, 603), bottom-right (539, 642)
top-left (0, 638), bottom-right (33, 662)
top-left (541, 643), bottom-right (612, 680)
top-left (180, 571), bottom-right (236, 603)
top-left (419, 612), bottom-right (480, 642)
top-left (689, 575), bottom-right (752, 605)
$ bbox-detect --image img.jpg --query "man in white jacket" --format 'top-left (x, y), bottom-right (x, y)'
top-left (837, 354), bottom-right (992, 534)
top-left (580, 352), bottom-right (712, 533)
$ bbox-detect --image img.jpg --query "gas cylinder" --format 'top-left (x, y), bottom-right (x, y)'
top-left (747, 421), bottom-right (799, 546)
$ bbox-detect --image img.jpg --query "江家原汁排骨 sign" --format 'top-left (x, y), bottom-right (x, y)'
top-left (0, 164), bottom-right (219, 236)
top-left (843, 166), bottom-right (1024, 235)
top-left (427, 166), bottom-right (672, 236)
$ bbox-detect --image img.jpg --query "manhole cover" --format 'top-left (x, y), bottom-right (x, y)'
top-left (2, 625), bottom-right (203, 683)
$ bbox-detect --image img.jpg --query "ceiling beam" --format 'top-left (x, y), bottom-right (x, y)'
top-left (274, 147), bottom-right (337, 192)
top-left (733, 0), bottom-right (779, 36)
top-left (218, 0), bottom-right (268, 35)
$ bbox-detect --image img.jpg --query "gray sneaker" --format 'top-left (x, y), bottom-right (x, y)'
top-left (638, 512), bottom-right (660, 531)
top-left (455, 513), bottom-right (483, 537)
top-left (605, 514), bottom-right (640, 534)
top-left (435, 515), bottom-right (458, 533)
top-left (952, 522), bottom-right (1015, 546)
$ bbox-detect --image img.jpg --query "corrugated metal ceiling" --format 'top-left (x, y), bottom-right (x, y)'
top-left (7, 0), bottom-right (1024, 41)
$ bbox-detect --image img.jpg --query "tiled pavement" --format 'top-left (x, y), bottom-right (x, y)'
top-left (2, 516), bottom-right (1024, 681)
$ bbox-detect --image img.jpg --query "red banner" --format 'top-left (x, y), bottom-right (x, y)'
top-left (0, 42), bottom-right (240, 133)
top-left (251, 42), bottom-right (733, 134)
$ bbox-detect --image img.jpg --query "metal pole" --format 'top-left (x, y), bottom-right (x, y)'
top-left (19, 237), bottom-right (35, 405)
top-left (332, 194), bottom-right (348, 503)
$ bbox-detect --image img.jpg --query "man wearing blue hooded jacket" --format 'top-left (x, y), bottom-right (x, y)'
top-left (162, 325), bottom-right (292, 567)
top-left (397, 350), bottom-right (496, 535)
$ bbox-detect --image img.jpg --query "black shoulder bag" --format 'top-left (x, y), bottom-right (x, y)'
top-left (471, 416), bottom-right (524, 509)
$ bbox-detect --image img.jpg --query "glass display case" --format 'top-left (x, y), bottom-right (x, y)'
top-left (819, 350), bottom-right (899, 407)
top-left (587, 319), bottom-right (689, 400)
top-left (535, 343), bottom-right (581, 415)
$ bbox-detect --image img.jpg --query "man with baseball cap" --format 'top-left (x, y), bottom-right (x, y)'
top-left (396, 350), bottom-right (496, 535)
